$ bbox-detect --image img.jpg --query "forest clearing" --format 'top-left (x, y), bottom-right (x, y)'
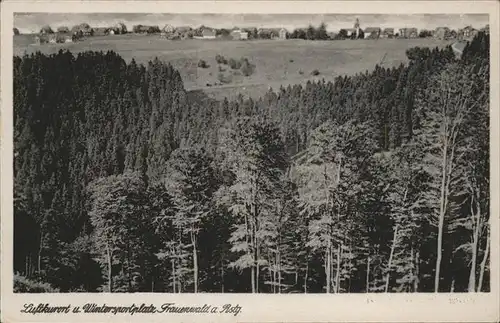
top-left (14, 35), bottom-right (453, 100)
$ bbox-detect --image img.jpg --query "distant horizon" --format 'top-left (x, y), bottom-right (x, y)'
top-left (14, 13), bottom-right (489, 34)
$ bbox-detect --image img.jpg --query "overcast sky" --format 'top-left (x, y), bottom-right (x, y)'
top-left (14, 13), bottom-right (489, 34)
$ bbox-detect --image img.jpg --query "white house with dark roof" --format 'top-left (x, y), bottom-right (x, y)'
top-left (279, 28), bottom-right (287, 40)
top-left (202, 28), bottom-right (216, 39)
top-left (345, 28), bottom-right (357, 37)
top-left (364, 27), bottom-right (381, 39)
top-left (381, 28), bottom-right (394, 38)
top-left (399, 27), bottom-right (418, 38)
top-left (231, 29), bottom-right (248, 40)
top-left (163, 24), bottom-right (175, 33)
top-left (435, 27), bottom-right (451, 40)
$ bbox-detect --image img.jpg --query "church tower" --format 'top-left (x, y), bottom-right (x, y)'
top-left (354, 18), bottom-right (360, 38)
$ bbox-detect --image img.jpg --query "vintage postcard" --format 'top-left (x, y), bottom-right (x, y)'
top-left (1, 1), bottom-right (499, 322)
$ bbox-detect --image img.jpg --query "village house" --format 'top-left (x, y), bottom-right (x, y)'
top-left (449, 29), bottom-right (458, 39)
top-left (408, 28), bottom-right (418, 38)
top-left (381, 28), bottom-right (394, 38)
top-left (113, 23), bottom-right (127, 35)
top-left (435, 27), bottom-right (451, 40)
top-left (93, 27), bottom-right (110, 36)
top-left (35, 32), bottom-right (75, 44)
top-left (134, 25), bottom-right (160, 34)
top-left (462, 26), bottom-right (474, 38)
top-left (57, 26), bottom-right (70, 34)
top-left (230, 30), bottom-right (240, 40)
top-left (34, 35), bottom-right (45, 45)
top-left (279, 28), bottom-right (287, 40)
top-left (163, 24), bottom-right (175, 34)
top-left (459, 25), bottom-right (479, 40)
top-left (55, 33), bottom-right (74, 43)
top-left (48, 34), bottom-right (57, 43)
top-left (40, 25), bottom-right (54, 35)
top-left (71, 23), bottom-right (93, 37)
top-left (257, 28), bottom-right (281, 39)
top-left (161, 30), bottom-right (181, 40)
top-left (231, 29), bottom-right (249, 40)
top-left (483, 24), bottom-right (490, 35)
top-left (257, 28), bottom-right (270, 38)
top-left (328, 32), bottom-right (337, 40)
top-left (202, 28), bottom-right (216, 39)
top-left (176, 26), bottom-right (192, 33)
top-left (72, 29), bottom-right (84, 40)
top-left (175, 26), bottom-right (193, 39)
top-left (399, 27), bottom-right (418, 38)
top-left (364, 27), bottom-right (381, 39)
top-left (345, 28), bottom-right (357, 38)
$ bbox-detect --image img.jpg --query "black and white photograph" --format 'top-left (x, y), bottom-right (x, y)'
top-left (1, 1), bottom-right (499, 322)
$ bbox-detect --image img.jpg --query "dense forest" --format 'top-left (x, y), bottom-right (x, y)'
top-left (13, 32), bottom-right (490, 293)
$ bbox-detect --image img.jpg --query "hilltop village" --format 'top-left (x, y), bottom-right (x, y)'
top-left (14, 18), bottom-right (490, 45)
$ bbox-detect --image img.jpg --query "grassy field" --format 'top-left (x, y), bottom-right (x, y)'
top-left (14, 34), bottom-right (453, 100)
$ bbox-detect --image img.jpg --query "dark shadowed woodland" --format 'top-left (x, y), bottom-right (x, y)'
top-left (13, 32), bottom-right (490, 293)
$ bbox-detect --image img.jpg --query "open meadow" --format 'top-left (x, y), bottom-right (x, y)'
top-left (14, 33), bottom-right (453, 100)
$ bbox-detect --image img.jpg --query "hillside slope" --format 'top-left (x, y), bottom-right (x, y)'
top-left (14, 35), bottom-right (453, 99)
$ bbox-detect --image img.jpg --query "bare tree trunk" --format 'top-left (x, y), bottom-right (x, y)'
top-left (478, 225), bottom-right (490, 292)
top-left (221, 260), bottom-right (225, 293)
top-left (268, 250), bottom-right (274, 293)
top-left (278, 251), bottom-right (282, 294)
top-left (38, 232), bottom-right (43, 273)
top-left (324, 164), bottom-right (332, 294)
top-left (304, 262), bottom-right (308, 293)
top-left (414, 249), bottom-right (420, 292)
top-left (171, 257), bottom-right (176, 293)
top-left (435, 140), bottom-right (448, 293)
top-left (191, 232), bottom-right (198, 293)
top-left (410, 245), bottom-right (415, 292)
top-left (325, 239), bottom-right (331, 293)
top-left (366, 255), bottom-right (371, 293)
top-left (106, 243), bottom-right (112, 293)
top-left (275, 254), bottom-right (279, 293)
top-left (193, 242), bottom-right (198, 293)
top-left (127, 243), bottom-right (132, 291)
top-left (256, 233), bottom-right (260, 293)
top-left (245, 210), bottom-right (255, 293)
top-left (177, 235), bottom-right (182, 293)
top-left (30, 254), bottom-right (34, 276)
top-left (335, 244), bottom-right (341, 293)
top-left (251, 263), bottom-right (256, 293)
top-left (171, 244), bottom-right (177, 293)
top-left (468, 217), bottom-right (480, 292)
top-left (348, 246), bottom-right (353, 293)
top-left (271, 262), bottom-right (276, 294)
top-left (385, 224), bottom-right (399, 292)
